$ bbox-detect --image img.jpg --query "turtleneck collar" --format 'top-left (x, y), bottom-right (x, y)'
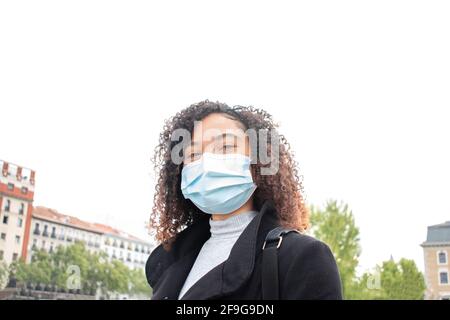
top-left (209, 211), bottom-right (258, 240)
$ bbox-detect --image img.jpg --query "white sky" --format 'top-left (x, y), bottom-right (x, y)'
top-left (1, 1), bottom-right (449, 274)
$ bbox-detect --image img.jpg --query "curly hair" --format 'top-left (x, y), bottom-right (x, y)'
top-left (150, 100), bottom-right (309, 248)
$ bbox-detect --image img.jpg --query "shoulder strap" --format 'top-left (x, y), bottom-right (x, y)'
top-left (261, 226), bottom-right (299, 300)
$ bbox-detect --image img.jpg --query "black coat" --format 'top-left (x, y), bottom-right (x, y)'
top-left (145, 200), bottom-right (343, 300)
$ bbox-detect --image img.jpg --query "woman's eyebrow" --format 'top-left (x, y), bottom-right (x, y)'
top-left (188, 132), bottom-right (243, 150)
top-left (212, 132), bottom-right (241, 143)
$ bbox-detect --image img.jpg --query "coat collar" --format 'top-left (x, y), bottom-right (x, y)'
top-left (146, 200), bottom-right (280, 300)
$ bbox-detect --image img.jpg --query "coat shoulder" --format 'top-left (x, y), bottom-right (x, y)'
top-left (278, 232), bottom-right (337, 271)
top-left (276, 232), bottom-right (343, 299)
top-left (280, 232), bottom-right (332, 255)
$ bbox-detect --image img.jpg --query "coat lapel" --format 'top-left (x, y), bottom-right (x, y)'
top-left (147, 200), bottom-right (280, 300)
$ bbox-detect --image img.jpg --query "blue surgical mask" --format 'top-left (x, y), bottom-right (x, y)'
top-left (181, 152), bottom-right (257, 214)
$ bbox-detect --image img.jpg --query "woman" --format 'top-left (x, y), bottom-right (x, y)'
top-left (146, 100), bottom-right (342, 300)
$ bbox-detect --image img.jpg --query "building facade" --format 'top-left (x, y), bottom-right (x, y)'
top-left (0, 160), bottom-right (35, 264)
top-left (421, 221), bottom-right (450, 300)
top-left (28, 206), bottom-right (152, 270)
top-left (0, 159), bottom-right (152, 271)
top-left (28, 206), bottom-right (104, 261)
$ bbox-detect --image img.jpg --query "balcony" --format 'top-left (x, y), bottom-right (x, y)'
top-left (33, 229), bottom-right (41, 236)
top-left (42, 231), bottom-right (49, 237)
top-left (50, 233), bottom-right (57, 239)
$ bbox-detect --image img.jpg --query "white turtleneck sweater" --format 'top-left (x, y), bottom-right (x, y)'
top-left (178, 210), bottom-right (258, 299)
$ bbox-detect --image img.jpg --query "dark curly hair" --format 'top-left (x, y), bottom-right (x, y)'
top-left (150, 100), bottom-right (309, 248)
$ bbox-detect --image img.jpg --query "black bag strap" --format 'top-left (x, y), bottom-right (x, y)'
top-left (261, 226), bottom-right (299, 300)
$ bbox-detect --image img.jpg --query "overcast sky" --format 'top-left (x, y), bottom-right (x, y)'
top-left (1, 1), bottom-right (449, 273)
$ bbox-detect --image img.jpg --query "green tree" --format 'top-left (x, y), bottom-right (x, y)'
top-left (128, 268), bottom-right (152, 297)
top-left (0, 261), bottom-right (9, 288)
top-left (11, 242), bottom-right (133, 297)
top-left (309, 200), bottom-right (361, 299)
top-left (379, 258), bottom-right (425, 299)
top-left (351, 258), bottom-right (426, 300)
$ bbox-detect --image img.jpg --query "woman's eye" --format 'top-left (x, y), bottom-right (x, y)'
top-left (222, 145), bottom-right (237, 152)
top-left (189, 153), bottom-right (202, 160)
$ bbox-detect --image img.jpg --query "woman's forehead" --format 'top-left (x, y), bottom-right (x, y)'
top-left (191, 113), bottom-right (246, 143)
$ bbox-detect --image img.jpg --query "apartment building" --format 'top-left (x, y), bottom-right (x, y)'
top-left (0, 160), bottom-right (35, 264)
top-left (421, 221), bottom-right (450, 300)
top-left (28, 206), bottom-right (152, 270)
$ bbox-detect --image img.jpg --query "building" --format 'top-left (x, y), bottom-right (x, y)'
top-left (92, 222), bottom-right (152, 270)
top-left (29, 206), bottom-right (104, 260)
top-left (0, 160), bottom-right (35, 264)
top-left (28, 206), bottom-right (152, 270)
top-left (421, 221), bottom-right (450, 300)
top-left (0, 159), bottom-right (153, 272)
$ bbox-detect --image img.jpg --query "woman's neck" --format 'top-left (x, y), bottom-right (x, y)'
top-left (211, 198), bottom-right (255, 221)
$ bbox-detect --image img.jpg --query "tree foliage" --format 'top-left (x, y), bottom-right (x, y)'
top-left (9, 241), bottom-right (151, 298)
top-left (310, 200), bottom-right (361, 298)
top-left (310, 200), bottom-right (426, 300)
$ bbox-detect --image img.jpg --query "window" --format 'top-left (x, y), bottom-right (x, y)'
top-left (440, 271), bottom-right (449, 285)
top-left (19, 203), bottom-right (25, 215)
top-left (59, 228), bottom-right (65, 240)
top-left (42, 240), bottom-right (46, 249)
top-left (21, 187), bottom-right (28, 195)
top-left (15, 235), bottom-right (20, 244)
top-left (66, 230), bottom-right (73, 242)
top-left (7, 183), bottom-right (14, 191)
top-left (32, 239), bottom-right (37, 250)
top-left (2, 215), bottom-right (8, 225)
top-left (438, 251), bottom-right (448, 265)
top-left (33, 223), bottom-right (41, 235)
top-left (43, 225), bottom-right (49, 237)
top-left (12, 253), bottom-right (18, 261)
top-left (17, 217), bottom-right (23, 228)
top-left (5, 199), bottom-right (10, 212)
top-left (0, 251), bottom-right (3, 260)
top-left (51, 227), bottom-right (57, 239)
top-left (1, 233), bottom-right (6, 240)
